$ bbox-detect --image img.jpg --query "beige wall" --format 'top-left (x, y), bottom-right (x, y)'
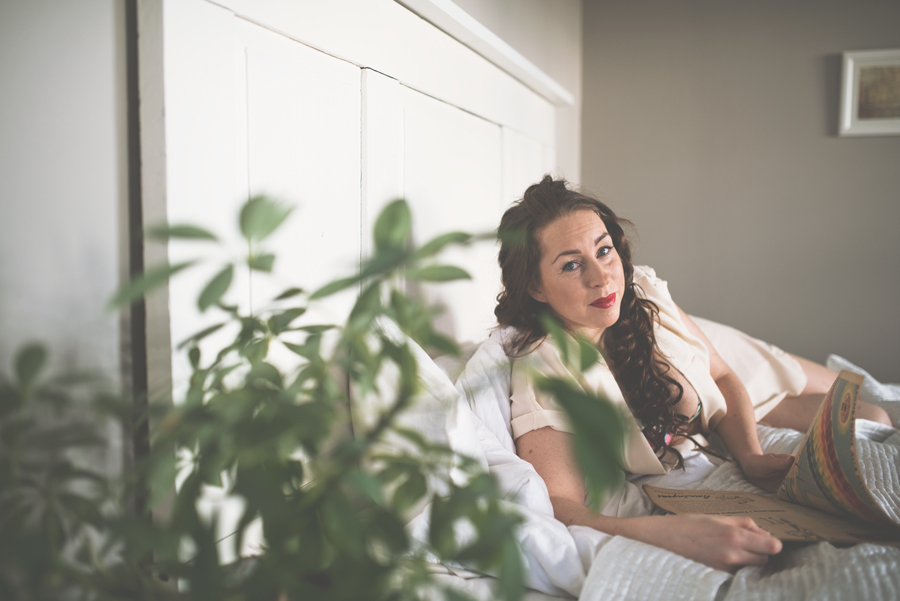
top-left (0, 0), bottom-right (126, 379)
top-left (583, 0), bottom-right (900, 381)
top-left (0, 0), bottom-right (126, 474)
top-left (453, 0), bottom-right (583, 183)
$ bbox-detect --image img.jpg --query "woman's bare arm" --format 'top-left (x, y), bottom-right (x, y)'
top-left (675, 306), bottom-right (794, 492)
top-left (516, 426), bottom-right (782, 572)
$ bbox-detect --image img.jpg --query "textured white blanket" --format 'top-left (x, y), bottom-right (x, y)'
top-left (579, 420), bottom-right (900, 601)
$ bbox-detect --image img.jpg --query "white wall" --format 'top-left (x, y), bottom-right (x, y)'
top-left (583, 0), bottom-right (900, 381)
top-left (453, 0), bottom-right (582, 183)
top-left (0, 0), bottom-right (126, 381)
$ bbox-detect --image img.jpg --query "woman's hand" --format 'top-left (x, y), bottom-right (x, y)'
top-left (627, 513), bottom-right (783, 573)
top-left (737, 453), bottom-right (794, 493)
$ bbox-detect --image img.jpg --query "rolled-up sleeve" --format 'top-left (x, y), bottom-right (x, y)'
top-left (509, 345), bottom-right (574, 440)
top-left (509, 338), bottom-right (669, 475)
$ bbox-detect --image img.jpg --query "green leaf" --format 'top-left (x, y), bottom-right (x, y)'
top-left (246, 362), bottom-right (283, 390)
top-left (368, 507), bottom-right (409, 554)
top-left (344, 469), bottom-right (385, 506)
top-left (495, 539), bottom-right (526, 601)
top-left (210, 364), bottom-right (239, 391)
top-left (414, 231), bottom-right (472, 258)
top-left (455, 512), bottom-right (521, 562)
top-left (393, 470), bottom-right (427, 515)
top-left (283, 341), bottom-right (309, 359)
top-left (147, 446), bottom-right (178, 509)
top-left (394, 427), bottom-right (430, 451)
top-left (283, 334), bottom-right (321, 361)
top-left (274, 287), bottom-right (304, 300)
top-left (426, 331), bottom-right (460, 357)
top-left (269, 307), bottom-right (306, 334)
top-left (218, 303), bottom-right (239, 316)
top-left (443, 588), bottom-right (479, 601)
top-left (239, 195), bottom-right (292, 242)
top-left (310, 275), bottom-right (362, 300)
top-left (297, 324), bottom-right (336, 334)
top-left (248, 253), bottom-right (275, 272)
top-left (107, 260), bottom-right (195, 309)
top-left (14, 343), bottom-right (47, 388)
top-left (373, 199), bottom-right (412, 251)
top-left (577, 335), bottom-right (601, 373)
top-left (188, 347), bottom-right (201, 369)
top-left (177, 322), bottom-right (227, 350)
top-left (28, 424), bottom-right (103, 451)
top-left (146, 223), bottom-right (218, 242)
top-left (197, 264), bottom-right (233, 312)
top-left (429, 496), bottom-right (458, 557)
top-left (241, 338), bottom-right (269, 364)
top-left (358, 247), bottom-right (408, 281)
top-left (536, 376), bottom-right (625, 510)
top-left (539, 312), bottom-right (569, 366)
top-left (320, 492), bottom-right (366, 558)
top-left (349, 283), bottom-right (383, 329)
top-left (404, 265), bottom-right (471, 282)
top-left (59, 491), bottom-right (106, 529)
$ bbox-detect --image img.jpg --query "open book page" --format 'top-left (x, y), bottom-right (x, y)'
top-left (643, 486), bottom-right (900, 543)
top-left (776, 370), bottom-right (895, 525)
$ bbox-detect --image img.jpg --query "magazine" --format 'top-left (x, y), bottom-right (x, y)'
top-left (644, 371), bottom-right (900, 543)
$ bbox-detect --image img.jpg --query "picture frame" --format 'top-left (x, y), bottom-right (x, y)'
top-left (839, 49), bottom-right (900, 137)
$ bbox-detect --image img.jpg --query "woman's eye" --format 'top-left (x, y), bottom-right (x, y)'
top-left (597, 246), bottom-right (613, 258)
top-left (562, 261), bottom-right (578, 272)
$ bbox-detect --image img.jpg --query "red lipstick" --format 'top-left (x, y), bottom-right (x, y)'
top-left (591, 293), bottom-right (616, 309)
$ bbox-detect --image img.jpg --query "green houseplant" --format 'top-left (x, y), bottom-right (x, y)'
top-left (109, 196), bottom-right (527, 601)
top-left (0, 343), bottom-right (124, 599)
top-left (1, 196), bottom-right (625, 600)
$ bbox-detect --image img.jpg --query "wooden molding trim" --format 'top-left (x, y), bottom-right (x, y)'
top-left (395, 0), bottom-right (574, 106)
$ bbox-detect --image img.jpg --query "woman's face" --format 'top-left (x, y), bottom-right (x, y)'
top-left (530, 209), bottom-right (625, 344)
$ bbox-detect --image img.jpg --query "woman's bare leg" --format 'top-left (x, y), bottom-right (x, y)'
top-left (760, 354), bottom-right (892, 431)
top-left (791, 354), bottom-right (839, 395)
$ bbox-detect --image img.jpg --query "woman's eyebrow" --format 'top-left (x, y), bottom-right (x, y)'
top-left (551, 233), bottom-right (609, 264)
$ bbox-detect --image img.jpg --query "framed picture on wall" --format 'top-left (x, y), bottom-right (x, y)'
top-left (839, 49), bottom-right (900, 136)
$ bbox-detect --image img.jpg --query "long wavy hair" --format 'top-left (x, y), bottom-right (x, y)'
top-left (495, 175), bottom-right (689, 466)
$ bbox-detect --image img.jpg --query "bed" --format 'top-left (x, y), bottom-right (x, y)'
top-left (383, 317), bottom-right (900, 601)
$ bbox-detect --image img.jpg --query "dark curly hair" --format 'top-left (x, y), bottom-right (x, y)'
top-left (495, 175), bottom-right (690, 466)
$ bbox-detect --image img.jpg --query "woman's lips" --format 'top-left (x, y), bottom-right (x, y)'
top-left (590, 293), bottom-right (616, 309)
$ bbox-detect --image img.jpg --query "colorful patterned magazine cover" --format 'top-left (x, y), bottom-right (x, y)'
top-left (777, 370), bottom-right (892, 525)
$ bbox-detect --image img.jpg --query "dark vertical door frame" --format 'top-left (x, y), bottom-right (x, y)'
top-left (125, 0), bottom-right (151, 522)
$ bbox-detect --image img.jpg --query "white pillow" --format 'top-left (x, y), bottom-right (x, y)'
top-left (353, 317), bottom-right (489, 476)
top-left (454, 329), bottom-right (517, 454)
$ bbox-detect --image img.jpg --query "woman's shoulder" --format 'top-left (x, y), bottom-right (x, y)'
top-left (510, 334), bottom-right (586, 384)
top-left (512, 335), bottom-right (561, 368)
top-left (632, 265), bottom-right (673, 305)
top-left (633, 264), bottom-right (657, 281)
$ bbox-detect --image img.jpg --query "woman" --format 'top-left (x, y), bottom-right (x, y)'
top-left (495, 176), bottom-right (891, 572)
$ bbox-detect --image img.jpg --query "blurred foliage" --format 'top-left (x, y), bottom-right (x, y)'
top-left (2, 196), bottom-right (525, 600)
top-left (0, 343), bottom-right (130, 599)
top-left (2, 195), bottom-right (629, 601)
top-left (537, 314), bottom-right (627, 511)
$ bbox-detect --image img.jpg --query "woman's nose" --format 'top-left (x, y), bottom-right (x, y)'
top-left (585, 260), bottom-right (609, 288)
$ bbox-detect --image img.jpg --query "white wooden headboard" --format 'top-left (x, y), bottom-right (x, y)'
top-left (138, 0), bottom-right (567, 561)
